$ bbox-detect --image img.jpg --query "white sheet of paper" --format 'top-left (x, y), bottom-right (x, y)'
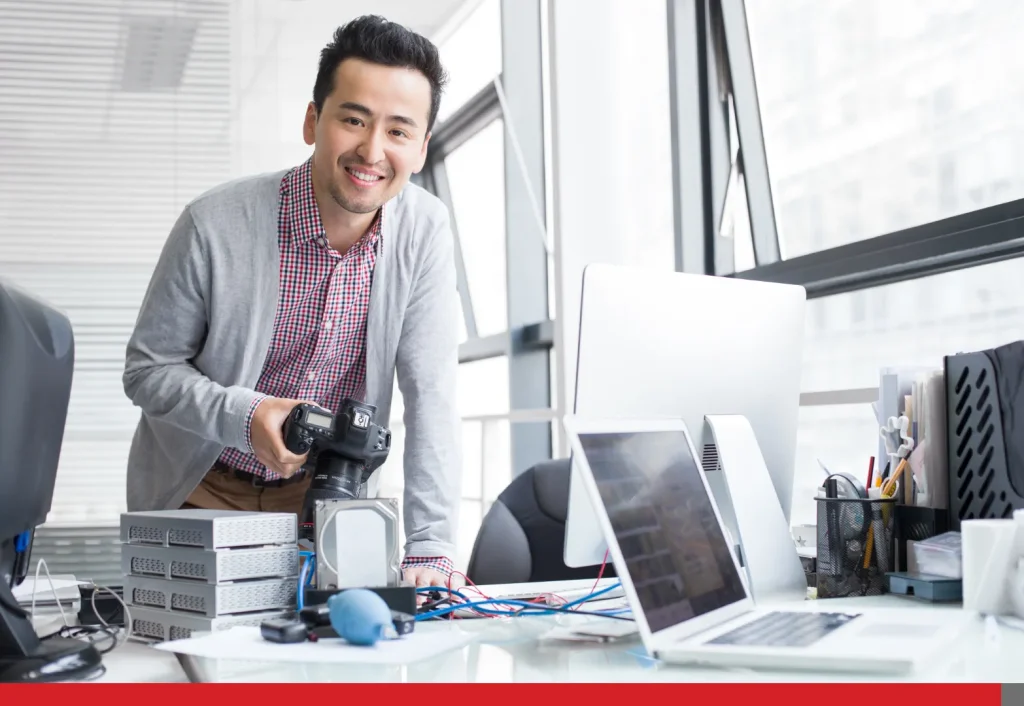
top-left (11, 577), bottom-right (85, 602)
top-left (153, 626), bottom-right (475, 665)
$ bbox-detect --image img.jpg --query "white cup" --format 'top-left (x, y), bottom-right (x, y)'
top-left (962, 518), bottom-right (1019, 615)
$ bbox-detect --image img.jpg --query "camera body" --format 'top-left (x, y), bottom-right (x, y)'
top-left (282, 399), bottom-right (391, 541)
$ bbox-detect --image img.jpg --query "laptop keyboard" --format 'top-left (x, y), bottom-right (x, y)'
top-left (706, 611), bottom-right (860, 648)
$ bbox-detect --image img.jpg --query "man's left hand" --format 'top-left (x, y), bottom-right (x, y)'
top-left (403, 564), bottom-right (464, 605)
top-left (404, 565), bottom-right (449, 590)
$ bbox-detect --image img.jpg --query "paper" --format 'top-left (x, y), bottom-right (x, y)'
top-left (154, 625), bottom-right (475, 665)
top-left (11, 577), bottom-right (85, 603)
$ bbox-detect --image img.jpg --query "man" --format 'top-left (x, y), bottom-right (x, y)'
top-left (122, 15), bottom-right (461, 589)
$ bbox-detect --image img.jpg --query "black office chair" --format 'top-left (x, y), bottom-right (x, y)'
top-left (466, 457), bottom-right (616, 584)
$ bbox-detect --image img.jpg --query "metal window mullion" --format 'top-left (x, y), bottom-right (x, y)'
top-left (733, 197), bottom-right (1024, 298)
top-left (501, 0), bottom-right (552, 475)
top-left (431, 81), bottom-right (502, 160)
top-left (706, 0), bottom-right (736, 275)
top-left (667, 0), bottom-right (714, 276)
top-left (719, 0), bottom-right (780, 267)
top-left (428, 158), bottom-right (478, 339)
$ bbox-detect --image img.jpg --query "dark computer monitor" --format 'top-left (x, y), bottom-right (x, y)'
top-left (0, 279), bottom-right (103, 682)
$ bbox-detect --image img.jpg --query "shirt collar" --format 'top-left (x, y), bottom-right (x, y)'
top-left (285, 158), bottom-right (326, 247)
top-left (284, 157), bottom-right (384, 253)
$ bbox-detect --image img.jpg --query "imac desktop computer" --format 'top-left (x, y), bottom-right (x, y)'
top-left (564, 264), bottom-right (806, 595)
top-left (0, 279), bottom-right (103, 682)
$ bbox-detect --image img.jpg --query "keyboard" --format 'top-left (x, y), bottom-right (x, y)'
top-left (706, 611), bottom-right (860, 648)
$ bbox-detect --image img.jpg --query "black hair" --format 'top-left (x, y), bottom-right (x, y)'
top-left (313, 15), bottom-right (448, 134)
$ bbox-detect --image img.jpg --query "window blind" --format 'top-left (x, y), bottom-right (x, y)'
top-left (0, 0), bottom-right (233, 582)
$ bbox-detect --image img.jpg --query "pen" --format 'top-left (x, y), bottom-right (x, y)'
top-left (866, 456), bottom-right (875, 494)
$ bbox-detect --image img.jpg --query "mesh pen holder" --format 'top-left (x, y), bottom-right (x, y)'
top-left (816, 497), bottom-right (896, 599)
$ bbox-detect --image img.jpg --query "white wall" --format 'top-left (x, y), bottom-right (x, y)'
top-left (547, 0), bottom-right (677, 438)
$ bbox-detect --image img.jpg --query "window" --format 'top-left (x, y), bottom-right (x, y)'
top-left (435, 0), bottom-right (502, 124)
top-left (791, 404), bottom-right (880, 528)
top-left (746, 0), bottom-right (1024, 258)
top-left (458, 417), bottom-right (512, 569)
top-left (446, 120), bottom-right (508, 337)
top-left (456, 358), bottom-right (512, 571)
top-left (801, 258), bottom-right (1024, 393)
top-left (458, 356), bottom-right (510, 417)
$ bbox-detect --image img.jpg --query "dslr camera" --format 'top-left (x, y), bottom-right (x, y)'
top-left (282, 398), bottom-right (391, 541)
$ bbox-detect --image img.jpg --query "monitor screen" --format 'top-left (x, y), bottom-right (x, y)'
top-left (575, 430), bottom-right (747, 633)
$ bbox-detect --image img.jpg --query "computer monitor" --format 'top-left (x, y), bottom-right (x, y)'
top-left (564, 264), bottom-right (806, 568)
top-left (0, 279), bottom-right (103, 682)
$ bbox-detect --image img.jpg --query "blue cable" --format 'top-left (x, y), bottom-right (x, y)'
top-left (414, 582), bottom-right (627, 621)
top-left (417, 598), bottom-right (632, 621)
top-left (297, 557), bottom-right (312, 611)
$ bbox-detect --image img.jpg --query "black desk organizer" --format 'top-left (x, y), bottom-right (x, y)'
top-left (944, 341), bottom-right (1024, 530)
top-left (816, 497), bottom-right (895, 598)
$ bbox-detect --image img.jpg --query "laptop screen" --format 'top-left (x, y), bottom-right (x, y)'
top-left (576, 430), bottom-right (747, 633)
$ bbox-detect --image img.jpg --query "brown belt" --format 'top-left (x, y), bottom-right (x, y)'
top-left (211, 460), bottom-right (309, 488)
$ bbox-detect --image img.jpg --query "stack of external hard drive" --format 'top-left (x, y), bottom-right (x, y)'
top-left (119, 509), bottom-right (299, 641)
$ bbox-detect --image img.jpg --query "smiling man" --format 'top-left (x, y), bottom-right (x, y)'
top-left (122, 16), bottom-right (462, 590)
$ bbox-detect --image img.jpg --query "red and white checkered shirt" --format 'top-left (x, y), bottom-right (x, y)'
top-left (217, 158), bottom-right (452, 577)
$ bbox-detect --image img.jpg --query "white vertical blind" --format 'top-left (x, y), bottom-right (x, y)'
top-left (0, 0), bottom-right (233, 579)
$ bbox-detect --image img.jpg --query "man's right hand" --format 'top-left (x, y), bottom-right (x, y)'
top-left (250, 397), bottom-right (314, 478)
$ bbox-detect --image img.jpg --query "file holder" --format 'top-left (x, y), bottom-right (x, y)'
top-left (944, 345), bottom-right (1024, 529)
top-left (816, 496), bottom-right (895, 599)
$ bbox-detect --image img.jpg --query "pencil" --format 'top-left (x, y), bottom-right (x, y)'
top-left (883, 459), bottom-right (908, 498)
top-left (866, 456), bottom-right (875, 494)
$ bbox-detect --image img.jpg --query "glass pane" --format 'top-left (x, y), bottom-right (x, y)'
top-left (458, 357), bottom-right (510, 417)
top-left (456, 499), bottom-right (484, 572)
top-left (802, 258), bottom-right (1024, 392)
top-left (446, 120), bottom-right (507, 336)
top-left (791, 404), bottom-right (881, 528)
top-left (461, 420), bottom-right (483, 499)
top-left (747, 0), bottom-right (1024, 259)
top-left (436, 0), bottom-right (502, 124)
top-left (482, 419), bottom-right (512, 502)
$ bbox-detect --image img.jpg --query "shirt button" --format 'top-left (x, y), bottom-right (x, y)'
top-left (323, 319), bottom-right (332, 331)
top-left (307, 371), bottom-right (316, 382)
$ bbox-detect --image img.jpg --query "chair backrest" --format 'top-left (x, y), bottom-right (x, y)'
top-left (466, 458), bottom-right (616, 584)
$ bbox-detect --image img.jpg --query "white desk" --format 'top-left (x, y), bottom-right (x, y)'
top-left (92, 595), bottom-right (1024, 683)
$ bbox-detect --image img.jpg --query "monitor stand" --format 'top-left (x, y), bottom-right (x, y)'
top-left (701, 415), bottom-right (807, 604)
top-left (0, 541), bottom-right (104, 683)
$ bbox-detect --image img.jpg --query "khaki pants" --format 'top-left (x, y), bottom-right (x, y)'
top-left (182, 469), bottom-right (312, 514)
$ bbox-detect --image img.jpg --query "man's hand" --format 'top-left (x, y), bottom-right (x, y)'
top-left (404, 564), bottom-right (463, 605)
top-left (250, 397), bottom-right (315, 478)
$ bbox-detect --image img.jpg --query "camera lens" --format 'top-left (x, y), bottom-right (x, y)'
top-left (311, 456), bottom-right (363, 499)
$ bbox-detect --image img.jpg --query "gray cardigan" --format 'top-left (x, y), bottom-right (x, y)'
top-left (122, 170), bottom-right (461, 560)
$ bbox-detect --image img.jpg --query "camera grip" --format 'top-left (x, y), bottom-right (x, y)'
top-left (282, 404), bottom-right (315, 454)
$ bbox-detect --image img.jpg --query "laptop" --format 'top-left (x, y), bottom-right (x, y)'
top-left (562, 415), bottom-right (970, 675)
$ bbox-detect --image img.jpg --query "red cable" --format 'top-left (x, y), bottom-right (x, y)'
top-left (575, 550), bottom-right (609, 611)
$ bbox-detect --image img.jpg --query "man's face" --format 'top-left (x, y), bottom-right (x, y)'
top-left (303, 58), bottom-right (432, 215)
